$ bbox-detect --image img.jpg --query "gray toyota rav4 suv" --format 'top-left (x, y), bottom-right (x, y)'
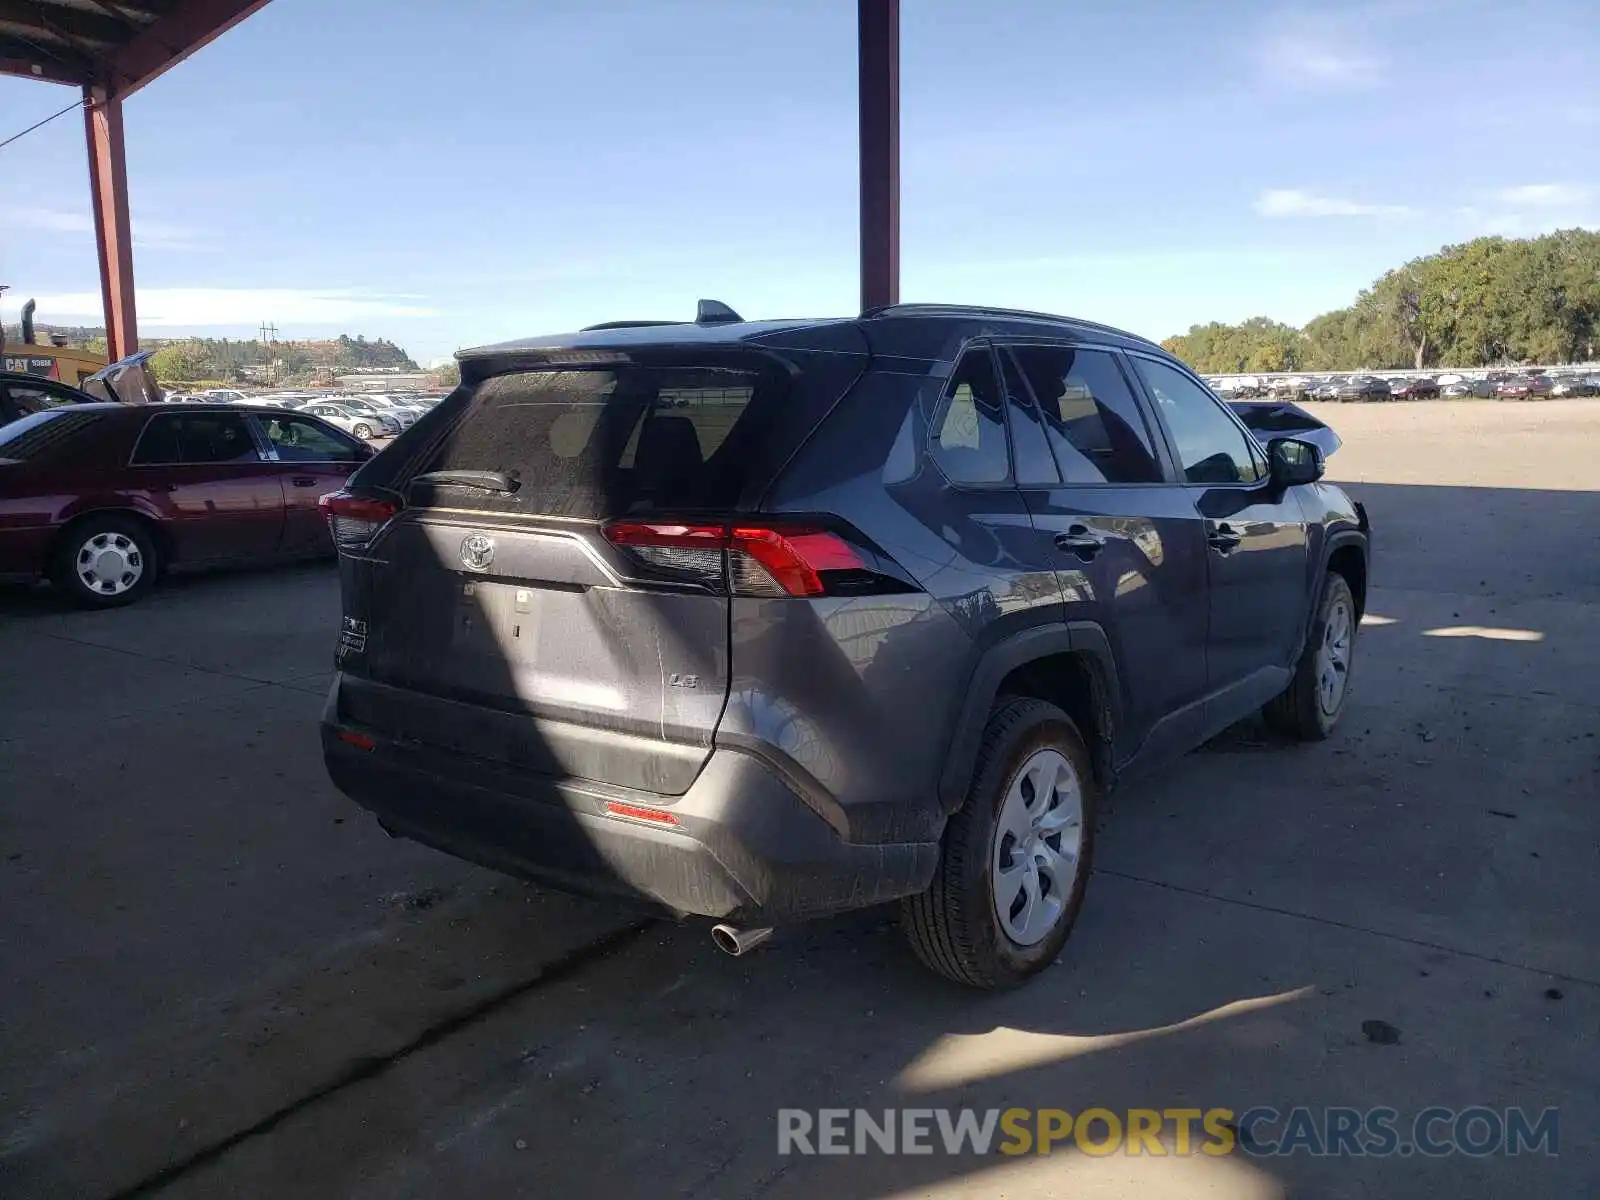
top-left (321, 302), bottom-right (1369, 988)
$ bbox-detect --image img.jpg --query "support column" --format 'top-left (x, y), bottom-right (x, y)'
top-left (858, 0), bottom-right (899, 312)
top-left (84, 86), bottom-right (138, 361)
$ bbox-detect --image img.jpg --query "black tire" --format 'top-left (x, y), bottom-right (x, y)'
top-left (1263, 571), bottom-right (1356, 741)
top-left (50, 514), bottom-right (158, 609)
top-left (352, 422), bottom-right (374, 440)
top-left (902, 697), bottom-right (1098, 989)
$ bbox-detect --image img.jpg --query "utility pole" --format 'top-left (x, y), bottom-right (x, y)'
top-left (259, 321), bottom-right (278, 385)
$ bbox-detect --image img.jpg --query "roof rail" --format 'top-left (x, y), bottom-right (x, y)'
top-left (859, 302), bottom-right (1160, 348)
top-left (579, 319), bottom-right (684, 332)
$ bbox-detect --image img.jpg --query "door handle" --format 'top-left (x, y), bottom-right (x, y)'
top-left (1207, 523), bottom-right (1243, 553)
top-left (290, 476), bottom-right (320, 488)
top-left (1054, 524), bottom-right (1107, 560)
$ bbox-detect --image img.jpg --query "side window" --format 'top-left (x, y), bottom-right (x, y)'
top-left (1009, 346), bottom-right (1163, 484)
top-left (1132, 357), bottom-right (1264, 485)
top-left (132, 412), bottom-right (259, 465)
top-left (131, 414), bottom-right (183, 464)
top-left (929, 348), bottom-right (1009, 485)
top-left (261, 414), bottom-right (361, 462)
top-left (997, 349), bottom-right (1061, 486)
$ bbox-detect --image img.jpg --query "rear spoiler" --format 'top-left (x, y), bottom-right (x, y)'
top-left (1227, 400), bottom-right (1341, 458)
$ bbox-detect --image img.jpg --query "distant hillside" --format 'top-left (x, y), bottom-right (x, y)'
top-left (2, 325), bottom-right (422, 385)
top-left (2, 322), bottom-right (105, 348)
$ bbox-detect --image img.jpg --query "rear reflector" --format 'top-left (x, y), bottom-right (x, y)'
top-left (320, 491), bottom-right (399, 551)
top-left (601, 520), bottom-right (871, 598)
top-left (605, 801), bottom-right (680, 825)
top-left (336, 729), bottom-right (376, 751)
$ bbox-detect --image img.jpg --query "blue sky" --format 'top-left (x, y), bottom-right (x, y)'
top-left (2, 0), bottom-right (1597, 364)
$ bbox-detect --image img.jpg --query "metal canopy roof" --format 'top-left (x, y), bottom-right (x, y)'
top-left (0, 0), bottom-right (268, 97)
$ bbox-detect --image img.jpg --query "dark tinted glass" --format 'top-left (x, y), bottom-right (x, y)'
top-left (132, 412), bottom-right (258, 465)
top-left (929, 349), bottom-right (1009, 484)
top-left (998, 349), bottom-right (1060, 486)
top-left (1132, 357), bottom-right (1264, 485)
top-left (130, 414), bottom-right (182, 464)
top-left (0, 408), bottom-right (105, 461)
top-left (413, 365), bottom-right (769, 516)
top-left (1010, 346), bottom-right (1162, 484)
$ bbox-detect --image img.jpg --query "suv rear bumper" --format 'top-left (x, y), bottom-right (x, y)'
top-left (321, 680), bottom-right (939, 923)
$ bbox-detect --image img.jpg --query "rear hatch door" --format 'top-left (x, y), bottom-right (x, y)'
top-left (341, 352), bottom-right (787, 794)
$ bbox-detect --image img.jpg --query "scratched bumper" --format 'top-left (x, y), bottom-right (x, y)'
top-left (322, 682), bottom-right (938, 923)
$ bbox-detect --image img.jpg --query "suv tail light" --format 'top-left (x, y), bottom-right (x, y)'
top-left (602, 520), bottom-right (911, 598)
top-left (320, 491), bottom-right (398, 551)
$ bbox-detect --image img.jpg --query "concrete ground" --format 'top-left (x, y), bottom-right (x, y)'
top-left (2, 400), bottom-right (1597, 1199)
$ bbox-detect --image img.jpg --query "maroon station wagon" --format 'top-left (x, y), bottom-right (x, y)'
top-left (0, 403), bottom-right (374, 607)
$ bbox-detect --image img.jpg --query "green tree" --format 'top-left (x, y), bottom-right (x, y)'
top-left (149, 341), bottom-right (212, 383)
top-left (1162, 229), bottom-right (1600, 373)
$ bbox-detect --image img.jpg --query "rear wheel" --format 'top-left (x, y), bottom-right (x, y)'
top-left (902, 698), bottom-right (1096, 989)
top-left (51, 515), bottom-right (157, 608)
top-left (1264, 571), bottom-right (1355, 740)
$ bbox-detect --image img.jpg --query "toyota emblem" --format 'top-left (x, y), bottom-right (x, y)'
top-left (460, 533), bottom-right (495, 571)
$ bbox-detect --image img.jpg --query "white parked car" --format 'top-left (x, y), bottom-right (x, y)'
top-left (357, 393), bottom-right (428, 426)
top-left (335, 395), bottom-right (415, 431)
top-left (300, 401), bottom-right (399, 440)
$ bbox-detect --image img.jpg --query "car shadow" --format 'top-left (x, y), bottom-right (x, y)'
top-left (10, 478), bottom-right (1598, 1200)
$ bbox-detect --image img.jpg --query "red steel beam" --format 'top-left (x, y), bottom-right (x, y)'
top-left (84, 85), bottom-right (138, 359)
top-left (857, 0), bottom-right (900, 312)
top-left (101, 0), bottom-right (271, 99)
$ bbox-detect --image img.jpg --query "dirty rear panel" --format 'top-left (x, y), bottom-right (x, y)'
top-left (336, 333), bottom-right (869, 797)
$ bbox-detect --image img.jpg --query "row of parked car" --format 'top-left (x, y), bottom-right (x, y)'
top-left (162, 388), bottom-right (450, 439)
top-left (1207, 370), bottom-right (1600, 403)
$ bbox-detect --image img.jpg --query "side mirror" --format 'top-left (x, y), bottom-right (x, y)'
top-left (1268, 437), bottom-right (1324, 488)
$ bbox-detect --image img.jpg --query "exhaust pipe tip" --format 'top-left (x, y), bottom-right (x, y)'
top-left (711, 922), bottom-right (774, 957)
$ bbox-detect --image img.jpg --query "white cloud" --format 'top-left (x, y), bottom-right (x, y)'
top-left (1251, 16), bottom-right (1382, 90)
top-left (1493, 183), bottom-right (1594, 208)
top-left (27, 288), bottom-right (440, 326)
top-left (1254, 189), bottom-right (1410, 218)
top-left (8, 207), bottom-right (91, 234)
top-left (4, 206), bottom-right (204, 250)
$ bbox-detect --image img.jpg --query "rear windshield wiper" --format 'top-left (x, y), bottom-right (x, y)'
top-left (408, 469), bottom-right (521, 494)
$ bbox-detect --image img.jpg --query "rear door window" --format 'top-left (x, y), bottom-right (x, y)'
top-left (1007, 345), bottom-right (1164, 484)
top-left (410, 364), bottom-right (773, 516)
top-left (131, 412), bottom-right (261, 465)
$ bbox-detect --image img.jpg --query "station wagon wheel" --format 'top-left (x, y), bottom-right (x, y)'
top-left (51, 515), bottom-right (158, 609)
top-left (903, 697), bottom-right (1097, 989)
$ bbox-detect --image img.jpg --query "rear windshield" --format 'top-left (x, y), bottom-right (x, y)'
top-left (0, 408), bottom-right (106, 462)
top-left (410, 364), bottom-right (774, 516)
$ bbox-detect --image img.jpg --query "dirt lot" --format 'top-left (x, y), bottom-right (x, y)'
top-left (2, 401), bottom-right (1597, 1199)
